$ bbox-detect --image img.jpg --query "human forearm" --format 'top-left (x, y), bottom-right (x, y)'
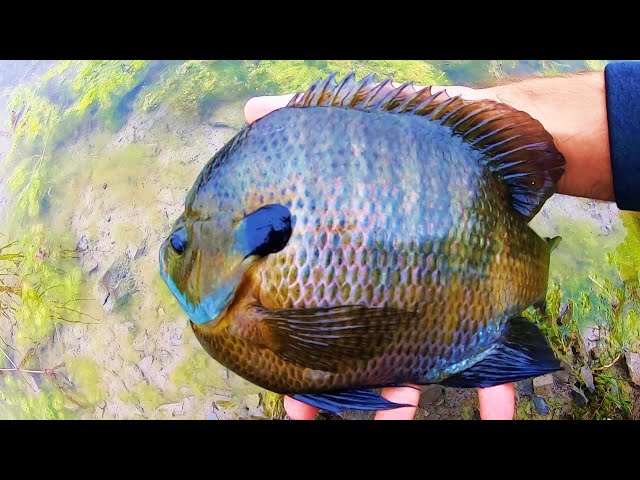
top-left (481, 72), bottom-right (613, 202)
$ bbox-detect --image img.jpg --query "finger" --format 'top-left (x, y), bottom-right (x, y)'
top-left (374, 384), bottom-right (421, 420)
top-left (244, 94), bottom-right (296, 124)
top-left (477, 383), bottom-right (516, 420)
top-left (283, 395), bottom-right (320, 420)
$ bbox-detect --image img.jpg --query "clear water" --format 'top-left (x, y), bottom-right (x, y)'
top-left (0, 60), bottom-right (637, 420)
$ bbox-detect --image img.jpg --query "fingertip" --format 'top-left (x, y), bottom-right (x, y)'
top-left (477, 383), bottom-right (516, 420)
top-left (283, 395), bottom-right (320, 420)
top-left (243, 97), bottom-right (261, 124)
top-left (244, 94), bottom-right (295, 124)
top-left (374, 385), bottom-right (420, 420)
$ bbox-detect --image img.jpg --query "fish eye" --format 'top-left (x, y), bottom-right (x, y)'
top-left (170, 227), bottom-right (188, 255)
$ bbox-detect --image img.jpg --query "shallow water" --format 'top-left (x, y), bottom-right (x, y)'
top-left (0, 60), bottom-right (637, 420)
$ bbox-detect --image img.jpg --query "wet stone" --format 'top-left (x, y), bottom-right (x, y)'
top-left (553, 360), bottom-right (573, 384)
top-left (133, 333), bottom-right (151, 351)
top-left (581, 325), bottom-right (601, 353)
top-left (82, 257), bottom-right (98, 274)
top-left (553, 369), bottom-right (572, 384)
top-left (76, 235), bottom-right (89, 252)
top-left (245, 394), bottom-right (261, 410)
top-left (134, 241), bottom-right (147, 260)
top-left (170, 331), bottom-right (182, 346)
top-left (182, 396), bottom-right (198, 413)
top-left (99, 255), bottom-right (137, 312)
top-left (210, 388), bottom-right (232, 403)
top-left (139, 356), bottom-right (153, 373)
top-left (157, 402), bottom-right (184, 417)
top-left (580, 366), bottom-right (595, 392)
top-left (338, 410), bottom-right (373, 420)
top-left (533, 374), bottom-right (555, 396)
top-left (419, 385), bottom-right (445, 408)
top-left (532, 395), bottom-right (550, 416)
top-left (517, 379), bottom-right (534, 397)
top-left (72, 324), bottom-right (85, 339)
top-left (571, 387), bottom-right (588, 407)
top-left (127, 238), bottom-right (148, 260)
top-left (625, 352), bottom-right (640, 386)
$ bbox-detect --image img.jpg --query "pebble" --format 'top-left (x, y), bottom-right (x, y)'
top-left (625, 352), bottom-right (640, 386)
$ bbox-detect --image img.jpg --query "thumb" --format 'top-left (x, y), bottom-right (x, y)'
top-left (244, 94), bottom-right (295, 124)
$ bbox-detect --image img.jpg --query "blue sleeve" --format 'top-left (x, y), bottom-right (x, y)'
top-left (604, 61), bottom-right (640, 212)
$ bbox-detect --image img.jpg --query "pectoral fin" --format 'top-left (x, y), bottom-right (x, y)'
top-left (250, 305), bottom-right (417, 372)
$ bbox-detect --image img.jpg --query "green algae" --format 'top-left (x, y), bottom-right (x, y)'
top-left (609, 212), bottom-right (640, 285)
top-left (261, 390), bottom-right (286, 419)
top-left (170, 348), bottom-right (228, 397)
top-left (244, 60), bottom-right (447, 95)
top-left (64, 356), bottom-right (104, 407)
top-left (0, 373), bottom-right (73, 420)
top-left (137, 60), bottom-right (246, 115)
top-left (7, 224), bottom-right (90, 348)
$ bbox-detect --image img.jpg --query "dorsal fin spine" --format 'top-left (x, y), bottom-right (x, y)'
top-left (479, 134), bottom-right (524, 155)
top-left (464, 114), bottom-right (511, 141)
top-left (450, 106), bottom-right (494, 131)
top-left (285, 72), bottom-right (565, 220)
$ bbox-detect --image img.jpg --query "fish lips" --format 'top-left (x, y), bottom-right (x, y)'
top-left (159, 241), bottom-right (253, 326)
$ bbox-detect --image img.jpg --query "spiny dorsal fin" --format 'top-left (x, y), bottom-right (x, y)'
top-left (287, 73), bottom-right (565, 221)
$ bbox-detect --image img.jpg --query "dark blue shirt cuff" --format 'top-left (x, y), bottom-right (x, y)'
top-left (605, 61), bottom-right (640, 211)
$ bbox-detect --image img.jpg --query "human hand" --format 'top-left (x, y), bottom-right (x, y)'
top-left (244, 93), bottom-right (518, 421)
top-left (245, 72), bottom-right (614, 203)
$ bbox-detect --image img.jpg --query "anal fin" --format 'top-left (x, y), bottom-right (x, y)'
top-left (290, 388), bottom-right (412, 414)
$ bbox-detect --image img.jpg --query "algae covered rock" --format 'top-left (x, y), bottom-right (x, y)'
top-left (99, 254), bottom-right (137, 311)
top-left (626, 352), bottom-right (640, 386)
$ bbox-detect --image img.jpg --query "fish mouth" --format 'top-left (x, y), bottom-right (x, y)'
top-left (159, 242), bottom-right (252, 326)
top-left (188, 282), bottom-right (237, 325)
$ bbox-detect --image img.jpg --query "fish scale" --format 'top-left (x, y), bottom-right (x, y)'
top-left (160, 73), bottom-right (564, 408)
top-left (229, 108), bottom-right (537, 388)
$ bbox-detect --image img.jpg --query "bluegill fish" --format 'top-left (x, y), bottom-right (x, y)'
top-left (159, 73), bottom-right (564, 413)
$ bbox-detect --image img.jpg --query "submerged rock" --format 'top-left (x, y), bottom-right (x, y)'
top-left (245, 394), bottom-right (261, 410)
top-left (76, 234), bottom-right (90, 252)
top-left (99, 254), bottom-right (137, 312)
top-left (82, 257), bottom-right (99, 274)
top-left (157, 402), bottom-right (184, 417)
top-left (625, 352), bottom-right (640, 386)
